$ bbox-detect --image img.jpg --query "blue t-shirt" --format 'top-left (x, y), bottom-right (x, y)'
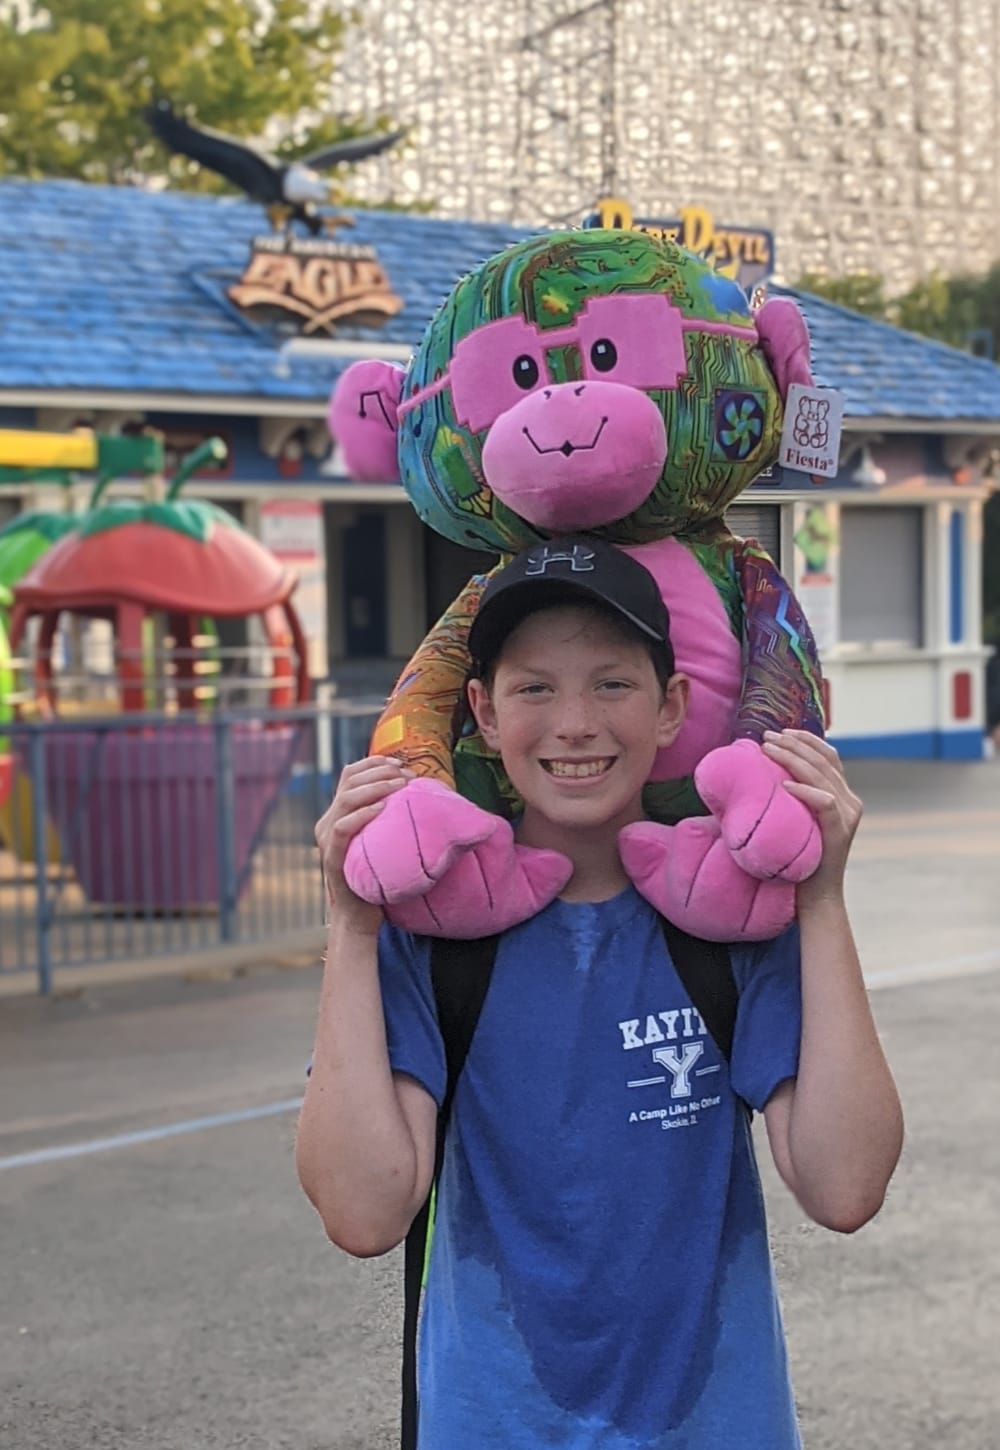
top-left (379, 886), bottom-right (802, 1449)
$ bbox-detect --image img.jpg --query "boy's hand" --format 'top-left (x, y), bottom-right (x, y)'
top-left (762, 729), bottom-right (862, 906)
top-left (315, 757), bottom-right (413, 936)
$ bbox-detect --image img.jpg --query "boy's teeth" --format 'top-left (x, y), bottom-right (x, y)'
top-left (546, 758), bottom-right (612, 778)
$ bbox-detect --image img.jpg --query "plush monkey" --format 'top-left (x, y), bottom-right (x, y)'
top-left (329, 229), bottom-right (826, 940)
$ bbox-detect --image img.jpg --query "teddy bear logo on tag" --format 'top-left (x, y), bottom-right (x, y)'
top-left (793, 396), bottom-right (830, 451)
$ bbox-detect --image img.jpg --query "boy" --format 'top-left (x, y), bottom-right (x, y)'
top-left (298, 536), bottom-right (903, 1449)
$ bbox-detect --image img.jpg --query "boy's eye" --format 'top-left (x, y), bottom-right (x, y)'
top-left (516, 682), bottom-right (551, 696)
top-left (598, 679), bottom-right (633, 692)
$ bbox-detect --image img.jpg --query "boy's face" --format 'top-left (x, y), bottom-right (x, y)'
top-left (467, 604), bottom-right (687, 843)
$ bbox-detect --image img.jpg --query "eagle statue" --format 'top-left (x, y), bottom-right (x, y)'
top-left (146, 99), bottom-right (404, 235)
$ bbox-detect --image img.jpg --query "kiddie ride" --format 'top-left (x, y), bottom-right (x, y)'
top-left (0, 427), bottom-right (310, 912)
top-left (0, 429), bottom-right (162, 839)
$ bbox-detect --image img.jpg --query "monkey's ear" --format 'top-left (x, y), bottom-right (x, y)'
top-left (328, 360), bottom-right (405, 482)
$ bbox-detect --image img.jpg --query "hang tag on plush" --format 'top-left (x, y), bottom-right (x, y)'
top-left (778, 385), bottom-right (845, 477)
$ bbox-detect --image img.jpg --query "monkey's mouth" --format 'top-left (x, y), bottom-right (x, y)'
top-left (522, 418), bottom-right (608, 457)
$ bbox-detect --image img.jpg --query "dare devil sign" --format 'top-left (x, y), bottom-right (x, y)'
top-left (584, 197), bottom-right (774, 293)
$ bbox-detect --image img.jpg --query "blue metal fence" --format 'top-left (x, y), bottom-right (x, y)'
top-left (0, 703), bottom-right (381, 993)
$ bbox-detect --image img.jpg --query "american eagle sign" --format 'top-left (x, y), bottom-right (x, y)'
top-left (144, 100), bottom-right (405, 337)
top-left (228, 233), bottom-right (404, 337)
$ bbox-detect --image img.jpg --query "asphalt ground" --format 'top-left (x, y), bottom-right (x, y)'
top-left (1, 755), bottom-right (999, 1450)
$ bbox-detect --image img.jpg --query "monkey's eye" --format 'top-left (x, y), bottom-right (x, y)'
top-left (512, 355), bottom-right (540, 389)
top-left (590, 339), bottom-right (618, 372)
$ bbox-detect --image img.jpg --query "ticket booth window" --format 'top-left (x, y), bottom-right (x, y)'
top-left (839, 506), bottom-right (924, 648)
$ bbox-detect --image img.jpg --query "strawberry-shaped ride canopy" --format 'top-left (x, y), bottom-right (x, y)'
top-left (10, 442), bottom-right (309, 713)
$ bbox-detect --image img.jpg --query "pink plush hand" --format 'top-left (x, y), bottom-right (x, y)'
top-left (618, 816), bottom-right (796, 942)
top-left (344, 777), bottom-right (496, 900)
top-left (343, 777), bottom-right (572, 937)
top-left (383, 825), bottom-right (573, 937)
top-left (694, 738), bottom-right (822, 883)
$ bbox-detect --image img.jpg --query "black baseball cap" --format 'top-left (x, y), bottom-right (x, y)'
top-left (469, 535), bottom-right (674, 677)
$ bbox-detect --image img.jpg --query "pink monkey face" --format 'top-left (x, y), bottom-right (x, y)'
top-left (400, 295), bottom-right (686, 530)
top-left (444, 294), bottom-right (687, 432)
top-left (386, 229), bottom-right (790, 553)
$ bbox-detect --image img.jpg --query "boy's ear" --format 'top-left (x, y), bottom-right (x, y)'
top-left (467, 677), bottom-right (501, 751)
top-left (656, 673), bottom-right (689, 748)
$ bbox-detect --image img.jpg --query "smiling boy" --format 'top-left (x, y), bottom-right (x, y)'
top-left (298, 536), bottom-right (903, 1449)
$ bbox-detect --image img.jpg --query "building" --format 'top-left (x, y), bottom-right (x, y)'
top-left (0, 177), bottom-right (997, 757)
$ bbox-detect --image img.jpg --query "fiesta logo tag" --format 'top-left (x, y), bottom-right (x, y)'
top-left (585, 197), bottom-right (774, 292)
top-left (228, 234), bottom-right (404, 337)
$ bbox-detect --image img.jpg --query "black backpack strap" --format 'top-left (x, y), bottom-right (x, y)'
top-left (657, 916), bottom-right (738, 1063)
top-left (401, 933), bottom-right (500, 1450)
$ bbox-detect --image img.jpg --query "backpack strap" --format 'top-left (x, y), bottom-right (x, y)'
top-left (401, 933), bottom-right (500, 1450)
top-left (658, 916), bottom-right (738, 1064)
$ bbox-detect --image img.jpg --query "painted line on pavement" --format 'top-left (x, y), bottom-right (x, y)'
top-left (0, 1097), bottom-right (303, 1173)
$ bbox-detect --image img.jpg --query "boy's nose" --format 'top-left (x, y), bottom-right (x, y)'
top-left (555, 695), bottom-right (599, 740)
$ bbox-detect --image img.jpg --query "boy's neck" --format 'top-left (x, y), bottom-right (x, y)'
top-left (515, 812), bottom-right (631, 903)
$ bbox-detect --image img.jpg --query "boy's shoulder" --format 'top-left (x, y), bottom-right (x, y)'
top-left (729, 920), bottom-right (801, 980)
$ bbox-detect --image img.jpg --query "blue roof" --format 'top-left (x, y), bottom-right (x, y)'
top-left (0, 178), bottom-right (528, 404)
top-left (771, 283), bottom-right (1000, 424)
top-left (2, 177), bottom-right (1000, 423)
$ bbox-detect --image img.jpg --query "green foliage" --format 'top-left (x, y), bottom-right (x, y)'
top-left (892, 271), bottom-right (969, 347)
top-left (794, 263), bottom-right (1000, 359)
top-left (941, 262), bottom-right (1000, 360)
top-left (0, 0), bottom-right (397, 189)
top-left (794, 270), bottom-right (889, 319)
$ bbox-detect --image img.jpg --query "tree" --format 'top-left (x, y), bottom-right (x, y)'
top-left (0, 0), bottom-right (398, 188)
top-left (793, 270), bottom-right (889, 320)
top-left (793, 263), bottom-right (1000, 358)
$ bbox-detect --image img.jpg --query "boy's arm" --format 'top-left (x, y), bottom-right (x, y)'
top-left (759, 731), bottom-right (904, 1234)
top-left (296, 757), bottom-right (438, 1259)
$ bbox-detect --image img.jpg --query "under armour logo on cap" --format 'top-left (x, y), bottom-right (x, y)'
top-left (524, 543), bottom-right (596, 577)
top-left (468, 532), bottom-right (675, 678)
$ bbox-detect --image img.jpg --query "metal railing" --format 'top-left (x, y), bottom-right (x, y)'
top-left (8, 637), bottom-right (305, 714)
top-left (0, 702), bottom-right (382, 993)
